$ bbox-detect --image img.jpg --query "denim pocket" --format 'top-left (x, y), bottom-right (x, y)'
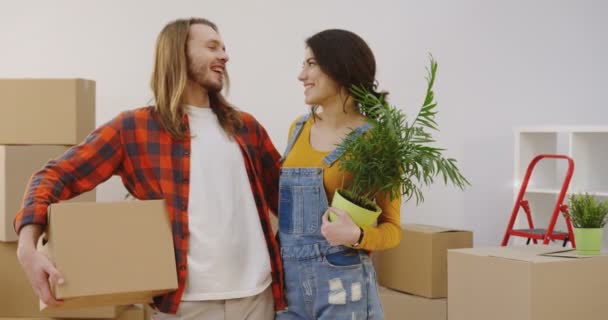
top-left (278, 185), bottom-right (322, 235)
top-left (317, 252), bottom-right (367, 319)
top-left (278, 186), bottom-right (294, 233)
top-left (324, 250), bottom-right (362, 268)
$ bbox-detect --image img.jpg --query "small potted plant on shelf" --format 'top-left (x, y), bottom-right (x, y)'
top-left (567, 193), bottom-right (608, 255)
top-left (330, 56), bottom-right (470, 227)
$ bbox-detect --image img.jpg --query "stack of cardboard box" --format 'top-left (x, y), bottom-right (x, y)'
top-left (0, 79), bottom-right (176, 320)
top-left (373, 224), bottom-right (473, 320)
top-left (0, 79), bottom-right (97, 242)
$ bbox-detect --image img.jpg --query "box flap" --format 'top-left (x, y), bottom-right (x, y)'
top-left (540, 249), bottom-right (607, 259)
top-left (448, 247), bottom-right (498, 256)
top-left (486, 246), bottom-right (578, 262)
top-left (450, 246), bottom-right (575, 262)
top-left (404, 224), bottom-right (468, 234)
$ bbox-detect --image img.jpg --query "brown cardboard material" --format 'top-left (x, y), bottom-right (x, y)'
top-left (373, 224), bottom-right (473, 298)
top-left (379, 286), bottom-right (446, 320)
top-left (448, 246), bottom-right (608, 320)
top-left (143, 304), bottom-right (156, 320)
top-left (0, 305), bottom-right (143, 320)
top-left (0, 79), bottom-right (95, 145)
top-left (0, 242), bottom-right (122, 318)
top-left (114, 305), bottom-right (144, 320)
top-left (1, 145), bottom-right (96, 242)
top-left (39, 200), bottom-right (178, 310)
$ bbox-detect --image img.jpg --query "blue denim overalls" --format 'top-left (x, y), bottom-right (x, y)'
top-left (276, 114), bottom-right (383, 320)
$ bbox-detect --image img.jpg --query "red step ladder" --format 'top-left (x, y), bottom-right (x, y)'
top-left (501, 154), bottom-right (576, 247)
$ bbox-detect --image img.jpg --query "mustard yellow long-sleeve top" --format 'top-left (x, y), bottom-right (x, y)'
top-left (282, 117), bottom-right (402, 251)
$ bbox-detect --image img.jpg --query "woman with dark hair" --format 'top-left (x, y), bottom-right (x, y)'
top-left (276, 29), bottom-right (402, 320)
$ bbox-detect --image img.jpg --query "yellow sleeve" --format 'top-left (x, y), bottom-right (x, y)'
top-left (358, 193), bottom-right (402, 251)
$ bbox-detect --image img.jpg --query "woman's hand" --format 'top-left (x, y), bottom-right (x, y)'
top-left (321, 207), bottom-right (361, 246)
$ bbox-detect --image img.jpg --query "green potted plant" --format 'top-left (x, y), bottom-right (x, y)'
top-left (567, 193), bottom-right (608, 255)
top-left (329, 57), bottom-right (469, 227)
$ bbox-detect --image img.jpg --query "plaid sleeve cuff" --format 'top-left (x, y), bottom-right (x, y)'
top-left (14, 203), bottom-right (50, 235)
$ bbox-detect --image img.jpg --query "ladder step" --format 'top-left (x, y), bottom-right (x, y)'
top-left (513, 228), bottom-right (569, 236)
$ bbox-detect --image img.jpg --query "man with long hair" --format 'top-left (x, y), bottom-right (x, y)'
top-left (14, 18), bottom-right (284, 319)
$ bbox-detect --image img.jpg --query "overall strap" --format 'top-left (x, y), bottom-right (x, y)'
top-left (322, 122), bottom-right (373, 167)
top-left (279, 113), bottom-right (312, 162)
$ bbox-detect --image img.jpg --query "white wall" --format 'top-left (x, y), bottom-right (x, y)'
top-left (2, 0), bottom-right (607, 245)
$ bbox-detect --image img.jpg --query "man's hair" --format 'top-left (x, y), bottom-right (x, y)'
top-left (150, 17), bottom-right (241, 140)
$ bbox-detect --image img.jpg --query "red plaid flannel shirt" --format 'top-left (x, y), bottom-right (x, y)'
top-left (14, 106), bottom-right (286, 313)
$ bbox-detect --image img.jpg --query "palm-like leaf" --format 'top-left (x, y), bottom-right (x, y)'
top-left (338, 56), bottom-right (469, 207)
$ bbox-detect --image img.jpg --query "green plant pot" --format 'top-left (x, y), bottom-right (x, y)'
top-left (573, 228), bottom-right (604, 256)
top-left (329, 189), bottom-right (382, 227)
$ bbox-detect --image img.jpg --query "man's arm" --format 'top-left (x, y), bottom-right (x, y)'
top-left (17, 224), bottom-right (64, 306)
top-left (14, 112), bottom-right (126, 305)
top-left (14, 112), bottom-right (125, 234)
top-left (255, 119), bottom-right (281, 215)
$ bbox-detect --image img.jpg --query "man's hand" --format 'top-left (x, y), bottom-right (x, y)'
top-left (321, 207), bottom-right (361, 246)
top-left (16, 225), bottom-right (64, 307)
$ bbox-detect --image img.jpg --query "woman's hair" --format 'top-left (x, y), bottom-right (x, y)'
top-left (305, 29), bottom-right (388, 118)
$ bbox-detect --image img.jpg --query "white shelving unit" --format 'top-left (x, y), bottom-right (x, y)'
top-left (513, 127), bottom-right (608, 246)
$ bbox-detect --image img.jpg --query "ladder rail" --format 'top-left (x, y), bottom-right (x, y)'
top-left (501, 154), bottom-right (575, 247)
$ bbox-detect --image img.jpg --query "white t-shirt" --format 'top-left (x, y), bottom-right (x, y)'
top-left (181, 105), bottom-right (271, 301)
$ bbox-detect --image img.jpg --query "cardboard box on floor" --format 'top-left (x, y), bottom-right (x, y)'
top-left (379, 286), bottom-right (446, 320)
top-left (143, 304), bottom-right (156, 320)
top-left (448, 246), bottom-right (608, 320)
top-left (0, 305), bottom-right (144, 320)
top-left (373, 224), bottom-right (473, 298)
top-left (39, 200), bottom-right (178, 310)
top-left (1, 145), bottom-right (96, 242)
top-left (0, 79), bottom-right (95, 145)
top-left (0, 242), bottom-right (122, 318)
top-left (115, 305), bottom-right (145, 320)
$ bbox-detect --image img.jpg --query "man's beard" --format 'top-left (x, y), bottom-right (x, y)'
top-left (188, 65), bottom-right (223, 93)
